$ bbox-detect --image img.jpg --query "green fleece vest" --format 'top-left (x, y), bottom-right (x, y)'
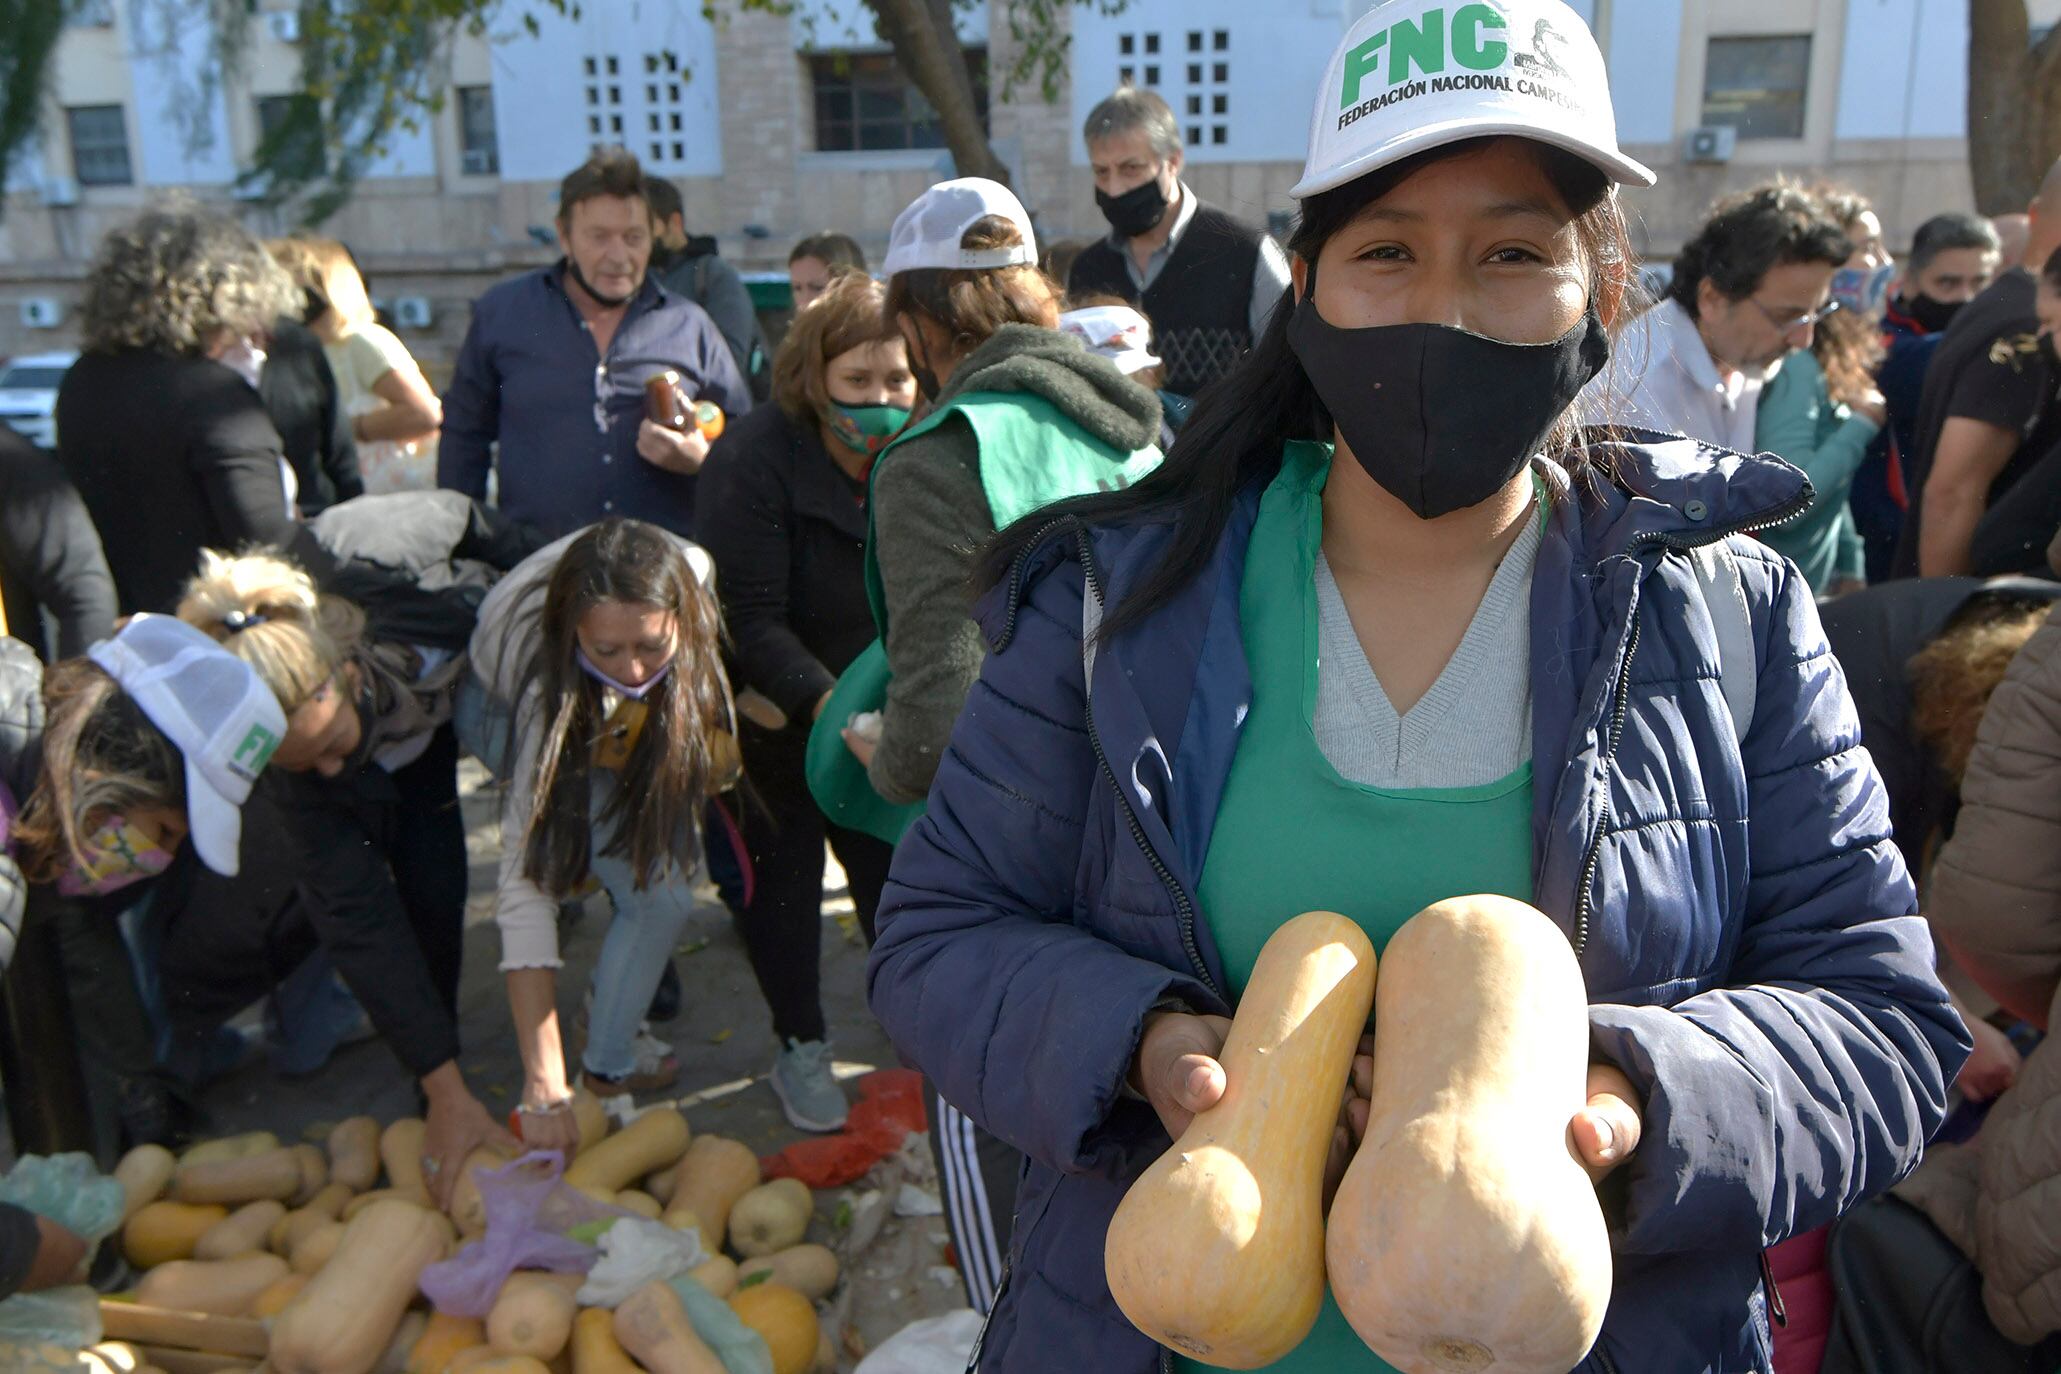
top-left (806, 391), bottom-right (1161, 845)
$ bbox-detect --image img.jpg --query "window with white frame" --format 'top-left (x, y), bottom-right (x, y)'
top-left (1117, 26), bottom-right (1231, 148)
top-left (66, 105), bottom-right (132, 186)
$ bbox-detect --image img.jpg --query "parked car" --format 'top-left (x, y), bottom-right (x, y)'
top-left (0, 351), bottom-right (78, 450)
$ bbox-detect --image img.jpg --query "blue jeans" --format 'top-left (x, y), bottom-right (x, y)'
top-left (455, 678), bottom-right (701, 1080)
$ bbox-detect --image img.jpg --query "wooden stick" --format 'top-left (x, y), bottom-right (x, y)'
top-left (98, 1301), bottom-right (268, 1358)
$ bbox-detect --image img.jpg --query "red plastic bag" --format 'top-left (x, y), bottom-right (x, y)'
top-left (760, 1069), bottom-right (927, 1187)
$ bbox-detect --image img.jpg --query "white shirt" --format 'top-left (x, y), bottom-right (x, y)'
top-left (1586, 297), bottom-right (1762, 453)
top-left (1106, 181), bottom-right (1294, 343)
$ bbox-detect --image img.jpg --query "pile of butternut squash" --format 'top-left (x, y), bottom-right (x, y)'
top-left (109, 1098), bottom-right (844, 1374)
top-left (1105, 898), bottom-right (1615, 1374)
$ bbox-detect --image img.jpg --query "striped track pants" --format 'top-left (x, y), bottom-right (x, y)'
top-left (924, 1082), bottom-right (1022, 1315)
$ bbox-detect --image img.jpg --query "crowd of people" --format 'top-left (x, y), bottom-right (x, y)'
top-left (2, 0), bottom-right (2061, 1365)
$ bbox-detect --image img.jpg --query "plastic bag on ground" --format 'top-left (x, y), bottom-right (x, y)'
top-left (760, 1069), bottom-right (927, 1188)
top-left (0, 1290), bottom-right (102, 1370)
top-left (668, 1274), bottom-right (774, 1374)
top-left (577, 1218), bottom-right (708, 1307)
top-left (854, 1309), bottom-right (985, 1374)
top-left (0, 1155), bottom-right (125, 1245)
top-left (420, 1151), bottom-right (631, 1317)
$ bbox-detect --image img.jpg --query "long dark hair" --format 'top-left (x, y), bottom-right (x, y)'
top-left (978, 137), bottom-right (1635, 639)
top-left (515, 520), bottom-right (729, 895)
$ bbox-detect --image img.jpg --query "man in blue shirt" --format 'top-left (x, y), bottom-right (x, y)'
top-left (439, 150), bottom-right (751, 538)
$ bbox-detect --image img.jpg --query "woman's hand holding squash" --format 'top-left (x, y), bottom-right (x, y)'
top-left (1570, 1062), bottom-right (1643, 1182)
top-left (1131, 1010), bottom-right (1234, 1140)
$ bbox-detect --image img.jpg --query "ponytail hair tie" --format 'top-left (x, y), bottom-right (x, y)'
top-left (222, 609), bottom-right (267, 633)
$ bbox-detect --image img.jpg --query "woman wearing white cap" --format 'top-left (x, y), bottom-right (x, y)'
top-left (3, 616), bottom-right (285, 1143)
top-left (864, 2), bottom-right (1965, 1370)
top-left (803, 174), bottom-right (1163, 1312)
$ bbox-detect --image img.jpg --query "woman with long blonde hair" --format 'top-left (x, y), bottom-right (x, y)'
top-left (173, 545), bottom-right (514, 1197)
top-left (279, 235), bottom-right (442, 492)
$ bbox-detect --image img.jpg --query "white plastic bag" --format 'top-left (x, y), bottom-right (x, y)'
top-left (576, 1218), bottom-right (709, 1307)
top-left (854, 1309), bottom-right (985, 1374)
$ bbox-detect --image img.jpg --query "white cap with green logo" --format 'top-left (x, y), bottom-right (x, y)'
top-left (1293, 0), bottom-right (1654, 200)
top-left (87, 614), bottom-right (287, 877)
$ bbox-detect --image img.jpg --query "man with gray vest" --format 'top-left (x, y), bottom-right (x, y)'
top-left (1065, 87), bottom-right (1291, 400)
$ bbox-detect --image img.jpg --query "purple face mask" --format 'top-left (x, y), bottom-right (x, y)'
top-left (575, 646), bottom-right (674, 699)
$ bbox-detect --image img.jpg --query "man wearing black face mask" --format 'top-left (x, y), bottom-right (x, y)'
top-left (1851, 213), bottom-right (2001, 582)
top-left (439, 150), bottom-right (751, 540)
top-left (1896, 158), bottom-right (2061, 578)
top-left (1065, 87), bottom-right (1291, 398)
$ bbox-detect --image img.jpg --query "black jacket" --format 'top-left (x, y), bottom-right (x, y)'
top-left (259, 317), bottom-right (362, 515)
top-left (694, 404), bottom-right (874, 725)
top-left (58, 349), bottom-right (336, 613)
top-left (0, 428), bottom-right (116, 659)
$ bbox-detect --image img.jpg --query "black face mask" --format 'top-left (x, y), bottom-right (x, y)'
top-left (566, 257), bottom-right (636, 309)
top-left (1286, 279), bottom-right (1609, 520)
top-left (1096, 177), bottom-right (1171, 238)
top-left (2039, 331), bottom-right (2058, 375)
top-left (904, 329), bottom-right (942, 404)
top-left (1902, 292), bottom-right (1965, 335)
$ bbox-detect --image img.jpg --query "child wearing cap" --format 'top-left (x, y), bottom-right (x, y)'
top-left (864, 2), bottom-right (1964, 1371)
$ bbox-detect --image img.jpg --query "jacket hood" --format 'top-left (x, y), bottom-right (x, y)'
top-left (936, 323), bottom-right (1163, 455)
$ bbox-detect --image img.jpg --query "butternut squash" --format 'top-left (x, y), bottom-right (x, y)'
top-left (449, 1145), bottom-right (518, 1236)
top-left (728, 1179), bottom-right (811, 1258)
top-left (288, 1144), bottom-right (330, 1206)
top-left (613, 1190), bottom-right (662, 1220)
top-left (1327, 896), bottom-right (1612, 1374)
top-left (124, 1202), bottom-right (231, 1269)
top-left (660, 1206), bottom-right (705, 1248)
top-left (737, 1244), bottom-right (839, 1302)
top-left (344, 1186), bottom-right (435, 1220)
top-left (273, 1184), bottom-right (354, 1253)
top-left (448, 1357), bottom-right (549, 1374)
top-left (383, 1312), bottom-right (432, 1374)
top-left (114, 1145), bottom-right (178, 1222)
top-left (727, 1282), bottom-right (819, 1374)
top-left (327, 1116), bottom-right (382, 1191)
top-left (612, 1280), bottom-right (725, 1374)
top-left (665, 1136), bottom-right (759, 1254)
top-left (569, 1308), bottom-right (640, 1374)
top-left (570, 1089), bottom-right (609, 1156)
top-left (196, 1201), bottom-right (287, 1261)
top-left (1104, 910), bottom-right (1377, 1368)
top-left (270, 1198), bottom-right (450, 1374)
top-left (686, 1255), bottom-right (737, 1298)
top-left (135, 1253), bottom-right (291, 1316)
top-left (563, 1109), bottom-right (689, 1193)
top-left (408, 1312), bottom-right (486, 1374)
top-left (288, 1219), bottom-right (345, 1275)
top-left (487, 1273), bottom-right (578, 1360)
top-left (381, 1119), bottom-right (428, 1194)
top-left (252, 1271), bottom-right (309, 1319)
top-left (172, 1148), bottom-right (305, 1206)
top-left (180, 1132), bottom-right (279, 1168)
top-left (643, 1166), bottom-right (677, 1207)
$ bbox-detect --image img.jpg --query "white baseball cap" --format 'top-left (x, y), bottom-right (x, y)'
top-left (882, 178), bottom-right (1039, 278)
top-left (1060, 305), bottom-right (1163, 375)
top-left (1294, 0), bottom-right (1654, 200)
top-left (88, 614), bottom-right (287, 877)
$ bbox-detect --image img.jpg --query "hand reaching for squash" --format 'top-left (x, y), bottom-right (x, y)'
top-left (1132, 1010), bottom-right (1234, 1141)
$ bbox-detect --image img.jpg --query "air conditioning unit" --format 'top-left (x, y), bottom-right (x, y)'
top-left (39, 178), bottom-right (78, 207)
top-left (265, 10), bottom-right (301, 43)
top-left (20, 298), bottom-right (63, 329)
top-left (1684, 125), bottom-right (1737, 164)
top-left (393, 296), bottom-right (433, 329)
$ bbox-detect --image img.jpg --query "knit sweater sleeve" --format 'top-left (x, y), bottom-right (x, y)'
top-left (867, 421), bottom-right (994, 805)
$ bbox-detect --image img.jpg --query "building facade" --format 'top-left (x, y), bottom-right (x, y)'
top-left (1, 0), bottom-right (2053, 368)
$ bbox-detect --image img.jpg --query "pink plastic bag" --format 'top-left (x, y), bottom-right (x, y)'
top-left (419, 1151), bottom-right (632, 1317)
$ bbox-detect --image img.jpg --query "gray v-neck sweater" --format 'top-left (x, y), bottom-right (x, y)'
top-left (1312, 505), bottom-right (1541, 790)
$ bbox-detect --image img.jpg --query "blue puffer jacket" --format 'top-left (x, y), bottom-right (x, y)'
top-left (867, 433), bottom-right (1969, 1374)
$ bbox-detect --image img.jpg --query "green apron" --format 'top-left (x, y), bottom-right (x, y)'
top-left (1183, 440), bottom-right (1536, 1373)
top-left (806, 391), bottom-right (1161, 843)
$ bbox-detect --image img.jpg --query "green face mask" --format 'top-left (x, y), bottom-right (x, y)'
top-left (827, 403), bottom-right (912, 458)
